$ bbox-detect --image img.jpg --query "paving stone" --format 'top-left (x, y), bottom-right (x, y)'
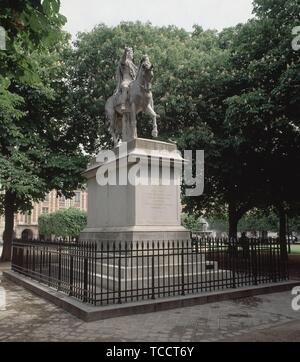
top-left (0, 274), bottom-right (299, 341)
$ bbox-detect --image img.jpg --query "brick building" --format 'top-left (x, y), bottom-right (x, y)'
top-left (0, 190), bottom-right (87, 241)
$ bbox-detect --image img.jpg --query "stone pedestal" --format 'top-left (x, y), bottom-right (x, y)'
top-left (80, 138), bottom-right (190, 244)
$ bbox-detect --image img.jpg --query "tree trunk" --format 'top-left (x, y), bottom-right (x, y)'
top-left (1, 191), bottom-right (16, 262)
top-left (278, 207), bottom-right (286, 241)
top-left (278, 205), bottom-right (288, 260)
top-left (228, 202), bottom-right (238, 240)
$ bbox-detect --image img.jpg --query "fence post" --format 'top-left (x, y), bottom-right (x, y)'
top-left (11, 245), bottom-right (16, 270)
top-left (17, 247), bottom-right (23, 273)
top-left (58, 246), bottom-right (62, 291)
top-left (32, 245), bottom-right (36, 274)
top-left (231, 238), bottom-right (236, 288)
top-left (25, 248), bottom-right (29, 273)
top-left (270, 239), bottom-right (278, 283)
top-left (151, 253), bottom-right (155, 300)
top-left (285, 241), bottom-right (289, 280)
top-left (83, 256), bottom-right (88, 303)
top-left (94, 243), bottom-right (98, 306)
top-left (48, 251), bottom-right (51, 286)
top-left (118, 252), bottom-right (122, 304)
top-left (39, 250), bottom-right (43, 281)
top-left (269, 239), bottom-right (275, 282)
top-left (252, 239), bottom-right (258, 285)
top-left (181, 244), bottom-right (185, 296)
top-left (69, 255), bottom-right (74, 296)
top-left (16, 247), bottom-right (19, 270)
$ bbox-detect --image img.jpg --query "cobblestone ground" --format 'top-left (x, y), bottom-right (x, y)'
top-left (0, 269), bottom-right (300, 342)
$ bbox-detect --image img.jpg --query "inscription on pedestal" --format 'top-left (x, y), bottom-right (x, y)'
top-left (137, 185), bottom-right (179, 225)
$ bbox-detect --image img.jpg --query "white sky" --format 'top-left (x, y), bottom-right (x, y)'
top-left (60, 0), bottom-right (254, 36)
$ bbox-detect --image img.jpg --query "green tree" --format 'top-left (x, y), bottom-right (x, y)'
top-left (178, 30), bottom-right (258, 238)
top-left (288, 215), bottom-right (300, 235)
top-left (0, 1), bottom-right (89, 261)
top-left (0, 0), bottom-right (66, 84)
top-left (180, 0), bottom-right (300, 240)
top-left (181, 213), bottom-right (205, 231)
top-left (238, 210), bottom-right (278, 235)
top-left (224, 0), bottom-right (300, 242)
top-left (38, 208), bottom-right (87, 239)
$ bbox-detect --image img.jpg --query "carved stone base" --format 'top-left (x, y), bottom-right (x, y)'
top-left (80, 138), bottom-right (190, 244)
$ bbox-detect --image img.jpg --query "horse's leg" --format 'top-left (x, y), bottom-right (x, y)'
top-left (117, 115), bottom-right (123, 145)
top-left (130, 103), bottom-right (137, 139)
top-left (146, 103), bottom-right (158, 138)
top-left (113, 120), bottom-right (119, 147)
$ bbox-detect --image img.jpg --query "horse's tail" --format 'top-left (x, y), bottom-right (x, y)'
top-left (105, 96), bottom-right (120, 145)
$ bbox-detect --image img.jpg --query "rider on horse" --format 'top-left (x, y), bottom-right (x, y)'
top-left (106, 49), bottom-right (158, 145)
top-left (114, 47), bottom-right (138, 113)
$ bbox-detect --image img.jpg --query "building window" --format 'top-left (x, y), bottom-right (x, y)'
top-left (44, 193), bottom-right (49, 202)
top-left (24, 213), bottom-right (31, 225)
top-left (74, 192), bottom-right (81, 203)
top-left (42, 207), bottom-right (49, 214)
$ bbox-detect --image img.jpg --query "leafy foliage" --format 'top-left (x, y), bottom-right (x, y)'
top-left (1, 0), bottom-right (299, 259)
top-left (0, 0), bottom-right (67, 84)
top-left (179, 0), bottom-right (300, 236)
top-left (33, 5), bottom-right (300, 239)
top-left (38, 208), bottom-right (87, 238)
top-left (0, 1), bottom-right (87, 260)
top-left (181, 213), bottom-right (205, 231)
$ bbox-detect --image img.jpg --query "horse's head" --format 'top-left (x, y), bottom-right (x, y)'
top-left (139, 55), bottom-right (154, 83)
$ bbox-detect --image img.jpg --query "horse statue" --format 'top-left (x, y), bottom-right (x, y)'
top-left (105, 53), bottom-right (159, 146)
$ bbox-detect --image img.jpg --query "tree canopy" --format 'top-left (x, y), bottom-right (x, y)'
top-left (42, 2), bottom-right (300, 239)
top-left (1, 0), bottom-right (299, 261)
top-left (179, 0), bottom-right (300, 238)
top-left (0, 1), bottom-right (88, 260)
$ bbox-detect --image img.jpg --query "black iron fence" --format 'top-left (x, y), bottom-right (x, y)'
top-left (11, 236), bottom-right (289, 306)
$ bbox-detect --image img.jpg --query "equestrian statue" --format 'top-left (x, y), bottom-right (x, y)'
top-left (105, 47), bottom-right (159, 146)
